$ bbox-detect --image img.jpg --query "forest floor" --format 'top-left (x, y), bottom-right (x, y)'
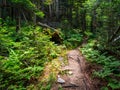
top-left (51, 49), bottom-right (100, 90)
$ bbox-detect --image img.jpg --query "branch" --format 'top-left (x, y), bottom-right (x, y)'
top-left (37, 22), bottom-right (56, 30)
top-left (22, 10), bottom-right (28, 23)
top-left (113, 35), bottom-right (120, 42)
top-left (109, 25), bottom-right (120, 42)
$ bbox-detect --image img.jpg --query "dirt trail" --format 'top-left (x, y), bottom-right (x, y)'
top-left (52, 49), bottom-right (98, 90)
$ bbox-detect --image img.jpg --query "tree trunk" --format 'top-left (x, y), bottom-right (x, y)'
top-left (11, 6), bottom-right (14, 21)
top-left (49, 5), bottom-right (52, 17)
top-left (16, 8), bottom-right (21, 33)
top-left (81, 10), bottom-right (86, 31)
top-left (0, 7), bottom-right (1, 19)
top-left (33, 13), bottom-right (36, 25)
top-left (55, 0), bottom-right (59, 19)
top-left (90, 9), bottom-right (96, 33)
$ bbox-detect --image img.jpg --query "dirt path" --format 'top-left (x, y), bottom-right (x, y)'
top-left (52, 49), bottom-right (98, 90)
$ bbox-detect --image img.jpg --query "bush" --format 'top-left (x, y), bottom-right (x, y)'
top-left (0, 25), bottom-right (62, 89)
top-left (80, 40), bottom-right (120, 89)
top-left (62, 29), bottom-right (83, 48)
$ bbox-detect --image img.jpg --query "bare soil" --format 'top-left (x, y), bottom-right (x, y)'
top-left (51, 49), bottom-right (100, 90)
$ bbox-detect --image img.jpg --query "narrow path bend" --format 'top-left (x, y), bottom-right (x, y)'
top-left (52, 49), bottom-right (97, 90)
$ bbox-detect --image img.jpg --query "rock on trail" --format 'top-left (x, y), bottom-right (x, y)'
top-left (52, 49), bottom-right (97, 90)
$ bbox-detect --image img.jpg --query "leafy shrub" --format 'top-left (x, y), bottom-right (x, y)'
top-left (62, 29), bottom-right (83, 48)
top-left (38, 73), bottom-right (56, 90)
top-left (80, 40), bottom-right (120, 89)
top-left (0, 24), bottom-right (62, 89)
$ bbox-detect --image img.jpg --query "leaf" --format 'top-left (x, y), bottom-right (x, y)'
top-left (108, 80), bottom-right (120, 89)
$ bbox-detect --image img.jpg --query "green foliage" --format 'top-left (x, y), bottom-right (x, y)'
top-left (84, 0), bottom-right (120, 55)
top-left (0, 24), bottom-right (62, 89)
top-left (101, 87), bottom-right (109, 90)
top-left (9, 0), bottom-right (44, 18)
top-left (64, 34), bottom-right (83, 48)
top-left (80, 40), bottom-right (120, 89)
top-left (108, 79), bottom-right (120, 89)
top-left (43, 0), bottom-right (53, 5)
top-left (38, 73), bottom-right (56, 90)
top-left (62, 29), bottom-right (83, 48)
top-left (10, 0), bottom-right (35, 9)
top-left (1, 0), bottom-right (120, 89)
top-left (84, 30), bottom-right (93, 38)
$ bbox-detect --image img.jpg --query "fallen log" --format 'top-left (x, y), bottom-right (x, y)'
top-left (37, 22), bottom-right (63, 44)
top-left (37, 22), bottom-right (56, 30)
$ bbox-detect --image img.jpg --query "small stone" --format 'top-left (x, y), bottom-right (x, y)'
top-left (58, 56), bottom-right (64, 61)
top-left (57, 76), bottom-right (65, 84)
top-left (68, 71), bottom-right (73, 75)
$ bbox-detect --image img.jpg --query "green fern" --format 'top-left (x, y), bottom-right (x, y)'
top-left (80, 40), bottom-right (120, 89)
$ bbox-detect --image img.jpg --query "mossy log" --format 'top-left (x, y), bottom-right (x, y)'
top-left (37, 22), bottom-right (63, 44)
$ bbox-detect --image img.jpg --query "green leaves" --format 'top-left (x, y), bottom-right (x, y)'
top-left (94, 67), bottom-right (112, 78)
top-left (9, 0), bottom-right (44, 18)
top-left (108, 79), bottom-right (120, 89)
top-left (0, 24), bottom-right (62, 89)
top-left (63, 28), bottom-right (83, 48)
top-left (80, 40), bottom-right (120, 89)
top-left (43, 0), bottom-right (53, 5)
top-left (35, 11), bottom-right (44, 18)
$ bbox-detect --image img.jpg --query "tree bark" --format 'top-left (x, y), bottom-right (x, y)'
top-left (81, 10), bottom-right (86, 31)
top-left (90, 9), bottom-right (97, 33)
top-left (55, 0), bottom-right (59, 19)
top-left (16, 8), bottom-right (21, 33)
top-left (0, 6), bottom-right (1, 19)
top-left (49, 5), bottom-right (52, 17)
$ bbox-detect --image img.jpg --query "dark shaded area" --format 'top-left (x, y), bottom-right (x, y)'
top-left (50, 32), bottom-right (63, 44)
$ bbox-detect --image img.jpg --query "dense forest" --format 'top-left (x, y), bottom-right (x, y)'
top-left (0, 0), bottom-right (120, 90)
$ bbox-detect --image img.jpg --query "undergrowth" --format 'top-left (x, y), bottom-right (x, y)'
top-left (62, 28), bottom-right (83, 49)
top-left (0, 24), bottom-right (63, 89)
top-left (80, 40), bottom-right (120, 90)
